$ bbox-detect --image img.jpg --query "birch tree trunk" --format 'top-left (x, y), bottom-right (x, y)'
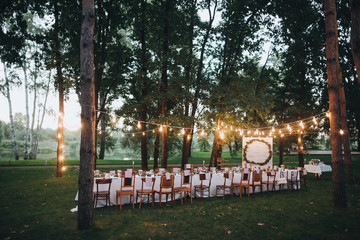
top-left (3, 63), bottom-right (19, 160)
top-left (32, 73), bottom-right (51, 159)
top-left (78, 0), bottom-right (95, 230)
top-left (28, 68), bottom-right (37, 159)
top-left (324, 0), bottom-right (347, 208)
top-left (23, 65), bottom-right (29, 159)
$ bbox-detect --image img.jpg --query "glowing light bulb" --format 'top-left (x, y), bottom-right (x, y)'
top-left (272, 127), bottom-right (275, 132)
top-left (159, 125), bottom-right (163, 132)
top-left (326, 112), bottom-right (331, 118)
top-left (142, 132), bottom-right (145, 136)
top-left (299, 121), bottom-right (304, 129)
top-left (313, 117), bottom-right (318, 125)
top-left (340, 129), bottom-right (344, 135)
top-left (59, 155), bottom-right (64, 161)
top-left (187, 135), bottom-right (191, 140)
top-left (137, 121), bottom-right (141, 129)
top-left (298, 137), bottom-right (301, 143)
top-left (62, 166), bottom-right (66, 171)
top-left (181, 128), bottom-right (185, 135)
top-left (132, 133), bottom-right (135, 137)
top-left (112, 117), bottom-right (117, 123)
top-left (58, 134), bottom-right (61, 139)
top-left (220, 131), bottom-right (225, 139)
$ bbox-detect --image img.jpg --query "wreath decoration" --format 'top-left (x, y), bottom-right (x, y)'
top-left (243, 139), bottom-right (272, 166)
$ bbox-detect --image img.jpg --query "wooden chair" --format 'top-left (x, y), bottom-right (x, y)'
top-left (136, 177), bottom-right (156, 209)
top-left (194, 172), bottom-right (212, 201)
top-left (93, 178), bottom-right (112, 208)
top-left (216, 172), bottom-right (233, 200)
top-left (263, 170), bottom-right (276, 193)
top-left (154, 174), bottom-right (175, 208)
top-left (116, 171), bottom-right (135, 210)
top-left (288, 170), bottom-right (300, 190)
top-left (232, 169), bottom-right (250, 198)
top-left (252, 169), bottom-right (263, 197)
top-left (277, 170), bottom-right (288, 192)
top-left (174, 170), bottom-right (193, 205)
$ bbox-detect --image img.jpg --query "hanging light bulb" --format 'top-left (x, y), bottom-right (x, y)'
top-left (159, 125), bottom-right (163, 132)
top-left (137, 121), bottom-right (141, 129)
top-left (279, 129), bottom-right (282, 134)
top-left (312, 117), bottom-right (318, 125)
top-left (187, 135), bottom-right (191, 140)
top-left (299, 121), bottom-right (304, 129)
top-left (110, 133), bottom-right (113, 137)
top-left (112, 116), bottom-right (117, 123)
top-left (201, 130), bottom-right (205, 136)
top-left (298, 137), bottom-right (301, 143)
top-left (181, 128), bottom-right (185, 135)
top-left (255, 129), bottom-right (259, 135)
top-left (142, 132), bottom-right (145, 136)
top-left (247, 130), bottom-right (251, 135)
top-left (272, 127), bottom-right (275, 132)
top-left (230, 126), bottom-right (233, 131)
top-left (326, 112), bottom-right (331, 118)
top-left (132, 133), bottom-right (135, 137)
top-left (240, 130), bottom-right (243, 136)
top-left (340, 129), bottom-right (344, 135)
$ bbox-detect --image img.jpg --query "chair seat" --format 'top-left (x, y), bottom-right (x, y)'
top-left (116, 190), bottom-right (133, 194)
top-left (137, 189), bottom-right (153, 194)
top-left (154, 188), bottom-right (173, 193)
top-left (263, 181), bottom-right (274, 184)
top-left (94, 191), bottom-right (110, 196)
top-left (174, 187), bottom-right (191, 191)
top-left (216, 185), bottom-right (230, 189)
top-left (194, 185), bottom-right (210, 189)
top-left (252, 182), bottom-right (262, 186)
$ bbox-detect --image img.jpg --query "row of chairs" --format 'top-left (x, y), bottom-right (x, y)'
top-left (93, 168), bottom-right (307, 209)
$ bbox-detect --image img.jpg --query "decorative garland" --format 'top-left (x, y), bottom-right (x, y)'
top-left (243, 139), bottom-right (272, 166)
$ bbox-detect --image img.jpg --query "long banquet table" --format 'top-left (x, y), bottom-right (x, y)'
top-left (74, 170), bottom-right (300, 208)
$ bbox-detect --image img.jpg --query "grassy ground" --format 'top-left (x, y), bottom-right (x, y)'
top-left (0, 151), bottom-right (332, 166)
top-left (0, 156), bottom-right (359, 240)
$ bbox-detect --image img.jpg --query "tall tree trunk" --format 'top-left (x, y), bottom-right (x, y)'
top-left (337, 67), bottom-right (355, 184)
top-left (153, 129), bottom-right (160, 169)
top-left (160, 0), bottom-right (170, 169)
top-left (78, 0), bottom-right (95, 230)
top-left (297, 134), bottom-right (304, 167)
top-left (54, 0), bottom-right (64, 178)
top-left (188, 0), bottom-right (218, 159)
top-left (140, 0), bottom-right (148, 171)
top-left (350, 0), bottom-right (360, 91)
top-left (324, 0), bottom-right (347, 208)
top-left (22, 65), bottom-right (29, 159)
top-left (153, 103), bottom-right (161, 169)
top-left (210, 117), bottom-right (221, 167)
top-left (31, 73), bottom-right (51, 159)
top-left (98, 113), bottom-right (105, 159)
top-left (3, 63), bottom-right (19, 160)
top-left (279, 136), bottom-right (284, 165)
top-left (29, 70), bottom-right (37, 159)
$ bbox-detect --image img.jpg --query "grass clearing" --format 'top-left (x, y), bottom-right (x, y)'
top-left (0, 156), bottom-right (359, 239)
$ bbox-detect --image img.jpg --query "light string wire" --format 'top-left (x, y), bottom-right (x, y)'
top-left (94, 110), bottom-right (334, 137)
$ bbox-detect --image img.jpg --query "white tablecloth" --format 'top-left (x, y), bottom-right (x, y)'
top-left (304, 164), bottom-right (332, 175)
top-left (74, 170), bottom-right (299, 208)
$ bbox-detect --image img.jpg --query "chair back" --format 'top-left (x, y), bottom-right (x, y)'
top-left (185, 164), bottom-right (193, 171)
top-left (181, 170), bottom-right (193, 187)
top-left (223, 172), bottom-right (233, 186)
top-left (241, 168), bottom-right (250, 186)
top-left (95, 178), bottom-right (112, 194)
top-left (140, 177), bottom-right (156, 191)
top-left (267, 170), bottom-right (276, 182)
top-left (280, 170), bottom-right (288, 179)
top-left (291, 170), bottom-right (299, 181)
top-left (121, 171), bottom-right (135, 190)
top-left (160, 174), bottom-right (174, 188)
top-left (217, 157), bottom-right (224, 168)
top-left (252, 169), bottom-right (262, 183)
top-left (199, 172), bottom-right (212, 187)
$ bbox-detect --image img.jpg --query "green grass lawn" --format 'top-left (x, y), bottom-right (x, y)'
top-left (0, 156), bottom-right (359, 239)
top-left (0, 151), bottom-right (332, 166)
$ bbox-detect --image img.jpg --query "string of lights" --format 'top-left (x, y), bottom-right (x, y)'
top-left (93, 110), bottom-right (344, 138)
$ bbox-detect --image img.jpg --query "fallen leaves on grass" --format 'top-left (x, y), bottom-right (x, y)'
top-left (258, 223), bottom-right (264, 226)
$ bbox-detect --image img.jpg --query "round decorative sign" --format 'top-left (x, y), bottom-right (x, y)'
top-left (243, 139), bottom-right (272, 166)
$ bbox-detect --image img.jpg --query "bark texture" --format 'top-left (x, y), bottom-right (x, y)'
top-left (324, 0), bottom-right (347, 208)
top-left (78, 0), bottom-right (95, 230)
top-left (350, 0), bottom-right (360, 90)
